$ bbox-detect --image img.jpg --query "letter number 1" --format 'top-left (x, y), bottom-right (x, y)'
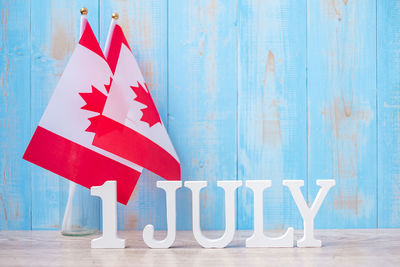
top-left (90, 181), bottom-right (125, 249)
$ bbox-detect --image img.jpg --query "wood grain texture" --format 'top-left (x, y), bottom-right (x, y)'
top-left (1, 230), bottom-right (400, 266)
top-left (168, 0), bottom-right (238, 230)
top-left (308, 0), bottom-right (377, 228)
top-left (0, 0), bottom-right (31, 230)
top-left (100, 0), bottom-right (169, 230)
top-left (377, 0), bottom-right (400, 228)
top-left (2, 0), bottom-right (400, 231)
top-left (237, 0), bottom-right (307, 231)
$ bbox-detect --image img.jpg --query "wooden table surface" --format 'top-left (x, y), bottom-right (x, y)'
top-left (0, 229), bottom-right (399, 266)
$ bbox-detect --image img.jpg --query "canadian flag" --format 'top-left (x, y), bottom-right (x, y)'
top-left (23, 17), bottom-right (180, 204)
top-left (87, 20), bottom-right (181, 181)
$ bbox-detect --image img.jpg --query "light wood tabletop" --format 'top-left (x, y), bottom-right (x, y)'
top-left (0, 229), bottom-right (399, 266)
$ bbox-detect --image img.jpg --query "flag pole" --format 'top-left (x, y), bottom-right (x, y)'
top-left (103, 12), bottom-right (119, 58)
top-left (61, 7), bottom-right (88, 235)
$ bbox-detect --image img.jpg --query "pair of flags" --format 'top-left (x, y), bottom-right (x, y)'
top-left (23, 14), bottom-right (181, 204)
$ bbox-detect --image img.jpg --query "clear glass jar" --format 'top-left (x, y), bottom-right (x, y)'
top-left (61, 181), bottom-right (100, 236)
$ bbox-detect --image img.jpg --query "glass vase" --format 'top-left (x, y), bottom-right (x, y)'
top-left (61, 181), bottom-right (99, 236)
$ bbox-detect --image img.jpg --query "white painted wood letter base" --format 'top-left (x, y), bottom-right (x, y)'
top-left (245, 180), bottom-right (294, 247)
top-left (143, 181), bottom-right (182, 248)
top-left (185, 180), bottom-right (242, 248)
top-left (90, 181), bottom-right (125, 249)
top-left (283, 179), bottom-right (335, 247)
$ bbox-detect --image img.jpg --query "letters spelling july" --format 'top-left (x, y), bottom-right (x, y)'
top-left (91, 179), bottom-right (335, 249)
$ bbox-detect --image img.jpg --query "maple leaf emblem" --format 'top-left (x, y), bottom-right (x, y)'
top-left (130, 82), bottom-right (162, 127)
top-left (79, 77), bottom-right (113, 133)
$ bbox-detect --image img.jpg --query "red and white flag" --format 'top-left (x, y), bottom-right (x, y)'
top-left (24, 16), bottom-right (181, 204)
top-left (23, 17), bottom-right (143, 204)
top-left (88, 20), bottom-right (181, 181)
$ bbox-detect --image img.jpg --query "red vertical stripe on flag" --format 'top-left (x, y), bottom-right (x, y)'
top-left (91, 116), bottom-right (181, 180)
top-left (78, 20), bottom-right (106, 60)
top-left (105, 24), bottom-right (131, 74)
top-left (23, 126), bottom-right (141, 205)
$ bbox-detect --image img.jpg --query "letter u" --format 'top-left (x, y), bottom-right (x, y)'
top-left (184, 180), bottom-right (242, 248)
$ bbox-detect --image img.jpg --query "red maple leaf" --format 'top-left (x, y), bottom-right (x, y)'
top-left (79, 86), bottom-right (107, 114)
top-left (79, 78), bottom-right (113, 133)
top-left (130, 82), bottom-right (162, 127)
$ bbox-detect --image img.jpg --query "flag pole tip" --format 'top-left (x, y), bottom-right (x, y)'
top-left (80, 7), bottom-right (88, 15)
top-left (112, 12), bottom-right (119, 20)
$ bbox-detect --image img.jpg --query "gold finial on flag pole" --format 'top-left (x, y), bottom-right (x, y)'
top-left (112, 12), bottom-right (119, 20)
top-left (80, 7), bottom-right (88, 15)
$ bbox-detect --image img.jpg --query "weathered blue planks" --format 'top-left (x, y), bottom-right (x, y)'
top-left (377, 0), bottom-right (400, 228)
top-left (308, 0), bottom-right (377, 228)
top-left (168, 0), bottom-right (238, 230)
top-left (2, 0), bottom-right (400, 231)
top-left (237, 0), bottom-right (307, 231)
top-left (100, 0), bottom-right (169, 230)
top-left (0, 0), bottom-right (31, 230)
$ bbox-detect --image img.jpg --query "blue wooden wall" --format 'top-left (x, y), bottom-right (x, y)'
top-left (1, 0), bottom-right (399, 230)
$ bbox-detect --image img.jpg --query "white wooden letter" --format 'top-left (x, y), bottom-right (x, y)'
top-left (245, 180), bottom-right (294, 247)
top-left (283, 179), bottom-right (335, 247)
top-left (90, 181), bottom-right (125, 249)
top-left (143, 181), bottom-right (182, 248)
top-left (184, 180), bottom-right (242, 248)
